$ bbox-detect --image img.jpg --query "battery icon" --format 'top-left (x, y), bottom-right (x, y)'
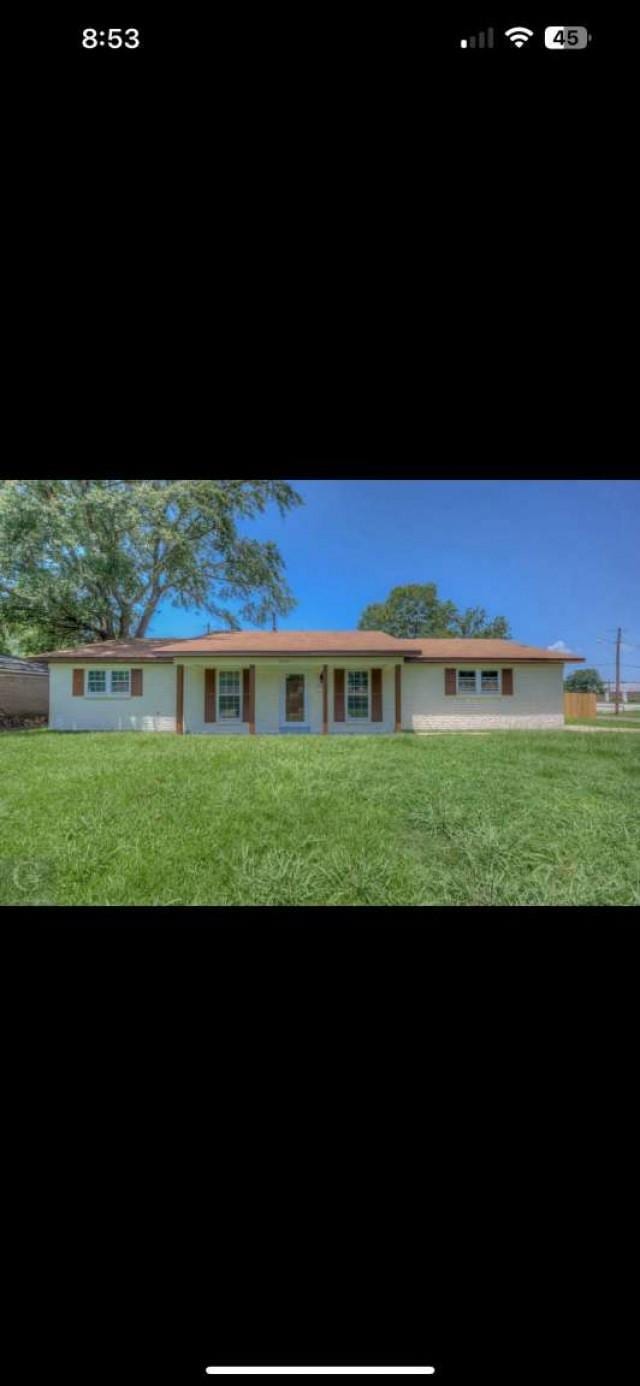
top-left (544, 26), bottom-right (591, 48)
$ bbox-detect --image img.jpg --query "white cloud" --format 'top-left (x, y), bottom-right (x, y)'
top-left (547, 640), bottom-right (570, 651)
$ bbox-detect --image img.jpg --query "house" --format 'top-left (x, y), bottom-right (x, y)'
top-left (601, 681), bottom-right (640, 706)
top-left (38, 632), bottom-right (584, 733)
top-left (0, 653), bottom-right (49, 719)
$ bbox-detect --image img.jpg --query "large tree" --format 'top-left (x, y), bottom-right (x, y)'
top-left (564, 668), bottom-right (605, 695)
top-left (0, 479), bottom-right (302, 653)
top-left (358, 583), bottom-right (511, 640)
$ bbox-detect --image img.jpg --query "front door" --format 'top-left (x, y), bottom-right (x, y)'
top-left (284, 673), bottom-right (306, 724)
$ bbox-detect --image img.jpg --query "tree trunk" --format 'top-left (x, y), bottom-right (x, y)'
top-left (134, 589), bottom-right (165, 638)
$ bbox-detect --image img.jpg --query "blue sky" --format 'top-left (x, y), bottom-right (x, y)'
top-left (152, 481), bottom-right (640, 685)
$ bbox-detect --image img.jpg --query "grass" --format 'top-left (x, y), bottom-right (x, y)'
top-left (566, 715), bottom-right (640, 729)
top-left (1, 731), bottom-right (639, 906)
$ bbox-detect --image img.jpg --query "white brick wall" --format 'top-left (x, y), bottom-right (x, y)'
top-left (184, 664), bottom-right (250, 735)
top-left (49, 663), bottom-right (177, 732)
top-left (47, 658), bottom-right (566, 734)
top-left (184, 662), bottom-right (396, 734)
top-left (402, 662), bottom-right (564, 730)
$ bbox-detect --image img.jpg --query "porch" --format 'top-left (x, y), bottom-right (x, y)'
top-left (176, 658), bottom-right (404, 735)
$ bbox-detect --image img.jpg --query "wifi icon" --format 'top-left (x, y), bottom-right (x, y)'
top-left (505, 26), bottom-right (534, 47)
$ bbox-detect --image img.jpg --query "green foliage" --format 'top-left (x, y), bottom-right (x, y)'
top-left (0, 732), bottom-right (637, 905)
top-left (358, 583), bottom-right (511, 639)
top-left (0, 618), bottom-right (25, 656)
top-left (564, 668), bottom-right (606, 695)
top-left (0, 479), bottom-right (302, 652)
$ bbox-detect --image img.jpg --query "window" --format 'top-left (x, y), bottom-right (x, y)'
top-left (456, 669), bottom-right (502, 694)
top-left (87, 669), bottom-right (131, 696)
top-left (218, 670), bottom-right (241, 720)
top-left (347, 670), bottom-right (370, 719)
top-left (110, 670), bottom-right (131, 696)
top-left (87, 670), bottom-right (107, 695)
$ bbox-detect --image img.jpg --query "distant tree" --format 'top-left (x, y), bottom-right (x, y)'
top-left (358, 583), bottom-right (511, 640)
top-left (0, 479), bottom-right (302, 654)
top-left (564, 668), bottom-right (606, 695)
top-left (448, 606), bottom-right (511, 639)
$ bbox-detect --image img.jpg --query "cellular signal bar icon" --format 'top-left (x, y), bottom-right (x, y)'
top-left (460, 28), bottom-right (494, 48)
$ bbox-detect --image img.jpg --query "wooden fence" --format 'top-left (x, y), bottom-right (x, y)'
top-left (564, 692), bottom-right (597, 719)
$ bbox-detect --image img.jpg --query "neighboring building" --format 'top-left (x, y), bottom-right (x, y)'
top-left (0, 654), bottom-right (49, 718)
top-left (602, 681), bottom-right (640, 705)
top-left (38, 633), bottom-right (584, 734)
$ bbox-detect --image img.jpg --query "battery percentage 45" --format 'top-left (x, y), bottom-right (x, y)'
top-left (544, 26), bottom-right (591, 48)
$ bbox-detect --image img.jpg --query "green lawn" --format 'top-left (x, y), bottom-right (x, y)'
top-left (1, 731), bottom-right (639, 906)
top-left (566, 715), bottom-right (640, 729)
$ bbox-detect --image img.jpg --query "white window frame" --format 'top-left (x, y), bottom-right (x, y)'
top-left (346, 668), bottom-right (371, 722)
top-left (217, 669), bottom-right (242, 722)
top-left (109, 669), bottom-right (131, 697)
top-left (456, 669), bottom-right (502, 695)
top-left (457, 669), bottom-right (479, 695)
top-left (480, 669), bottom-right (501, 695)
top-left (87, 669), bottom-right (108, 696)
top-left (86, 668), bottom-right (131, 697)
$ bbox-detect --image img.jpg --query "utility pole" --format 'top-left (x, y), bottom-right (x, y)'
top-left (615, 626), bottom-right (622, 715)
top-left (272, 611), bottom-right (277, 633)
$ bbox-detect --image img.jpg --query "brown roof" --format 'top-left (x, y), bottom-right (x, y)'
top-left (36, 638), bottom-right (178, 663)
top-left (406, 639), bottom-right (584, 663)
top-left (160, 630), bottom-right (422, 656)
top-left (37, 633), bottom-right (585, 663)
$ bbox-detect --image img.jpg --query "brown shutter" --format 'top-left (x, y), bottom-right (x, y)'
top-left (444, 667), bottom-right (456, 696)
top-left (131, 668), bottom-right (143, 697)
top-left (72, 668), bottom-right (84, 696)
top-left (371, 668), bottom-right (383, 722)
top-left (243, 668), bottom-right (251, 722)
top-left (176, 665), bottom-right (185, 734)
top-left (204, 669), bottom-right (216, 722)
top-left (334, 668), bottom-right (345, 721)
top-left (502, 667), bottom-right (514, 696)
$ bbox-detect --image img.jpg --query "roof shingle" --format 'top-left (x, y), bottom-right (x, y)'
top-left (35, 633), bottom-right (584, 663)
top-left (36, 638), bottom-right (178, 663)
top-left (406, 639), bottom-right (584, 662)
top-left (159, 630), bottom-right (421, 656)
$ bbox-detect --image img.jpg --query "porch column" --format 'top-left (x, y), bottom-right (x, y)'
top-left (395, 663), bottom-right (402, 733)
top-left (176, 665), bottom-right (185, 734)
top-left (249, 663), bottom-right (256, 734)
top-left (322, 665), bottom-right (329, 734)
